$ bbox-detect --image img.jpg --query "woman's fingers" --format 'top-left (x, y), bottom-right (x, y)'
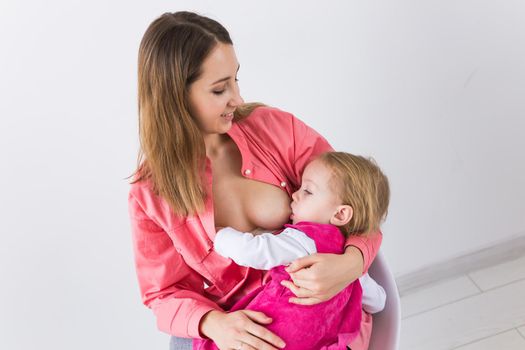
top-left (285, 254), bottom-right (319, 273)
top-left (205, 310), bottom-right (285, 350)
top-left (283, 253), bottom-right (357, 307)
top-left (288, 296), bottom-right (322, 306)
top-left (242, 311), bottom-right (286, 349)
top-left (232, 342), bottom-right (257, 350)
top-left (281, 280), bottom-right (330, 305)
top-left (280, 280), bottom-right (314, 297)
top-left (241, 310), bottom-right (273, 325)
top-left (288, 268), bottom-right (314, 281)
top-left (239, 334), bottom-right (279, 350)
top-left (285, 272), bottom-right (324, 294)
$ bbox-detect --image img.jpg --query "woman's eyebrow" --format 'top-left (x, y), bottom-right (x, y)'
top-left (211, 64), bottom-right (240, 85)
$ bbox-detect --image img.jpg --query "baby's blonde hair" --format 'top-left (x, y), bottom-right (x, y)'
top-left (318, 152), bottom-right (390, 236)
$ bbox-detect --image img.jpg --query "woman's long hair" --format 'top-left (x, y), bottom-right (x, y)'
top-left (133, 11), bottom-right (261, 216)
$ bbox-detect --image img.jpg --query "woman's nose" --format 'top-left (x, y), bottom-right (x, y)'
top-left (291, 190), bottom-right (298, 201)
top-left (230, 93), bottom-right (243, 107)
top-left (229, 85), bottom-right (244, 107)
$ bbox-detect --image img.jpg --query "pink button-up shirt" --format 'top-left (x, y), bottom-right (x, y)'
top-left (128, 107), bottom-right (382, 339)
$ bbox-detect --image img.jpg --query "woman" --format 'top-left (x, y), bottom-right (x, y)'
top-left (129, 11), bottom-right (382, 350)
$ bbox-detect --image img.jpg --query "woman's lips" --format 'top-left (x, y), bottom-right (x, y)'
top-left (221, 112), bottom-right (234, 121)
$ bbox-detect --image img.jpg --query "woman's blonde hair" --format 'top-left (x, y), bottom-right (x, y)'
top-left (318, 152), bottom-right (390, 236)
top-left (133, 11), bottom-right (262, 215)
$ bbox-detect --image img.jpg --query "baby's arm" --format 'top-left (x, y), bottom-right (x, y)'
top-left (214, 227), bottom-right (317, 270)
top-left (359, 273), bottom-right (386, 314)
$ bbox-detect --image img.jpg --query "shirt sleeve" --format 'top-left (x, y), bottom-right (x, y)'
top-left (213, 227), bottom-right (318, 270)
top-left (291, 114), bottom-right (334, 181)
top-left (344, 231), bottom-right (383, 273)
top-left (359, 273), bottom-right (387, 314)
top-left (129, 193), bottom-right (221, 339)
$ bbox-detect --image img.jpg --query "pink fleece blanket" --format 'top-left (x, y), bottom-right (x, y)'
top-left (194, 222), bottom-right (363, 350)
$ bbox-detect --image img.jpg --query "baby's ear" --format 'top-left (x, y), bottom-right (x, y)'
top-left (330, 205), bottom-right (353, 227)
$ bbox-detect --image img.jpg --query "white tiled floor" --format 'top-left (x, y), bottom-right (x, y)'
top-left (400, 276), bottom-right (481, 318)
top-left (400, 256), bottom-right (525, 350)
top-left (454, 330), bottom-right (525, 350)
top-left (468, 255), bottom-right (525, 291)
top-left (518, 325), bottom-right (525, 338)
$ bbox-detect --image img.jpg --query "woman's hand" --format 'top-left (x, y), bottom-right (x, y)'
top-left (281, 246), bottom-right (364, 305)
top-left (200, 310), bottom-right (286, 350)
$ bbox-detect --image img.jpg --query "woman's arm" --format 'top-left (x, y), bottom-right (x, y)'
top-left (282, 232), bottom-right (382, 305)
top-left (130, 193), bottom-right (286, 349)
top-left (344, 230), bottom-right (384, 273)
top-left (129, 193), bottom-right (221, 338)
top-left (284, 110), bottom-right (384, 304)
top-left (243, 109), bottom-right (384, 304)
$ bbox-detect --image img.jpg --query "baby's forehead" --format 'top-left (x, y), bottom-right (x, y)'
top-left (303, 163), bottom-right (341, 190)
top-left (303, 158), bottom-right (329, 173)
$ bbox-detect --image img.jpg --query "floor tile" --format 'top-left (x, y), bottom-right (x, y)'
top-left (453, 330), bottom-right (525, 350)
top-left (400, 279), bottom-right (525, 350)
top-left (401, 276), bottom-right (480, 318)
top-left (468, 255), bottom-right (525, 291)
top-left (518, 325), bottom-right (525, 339)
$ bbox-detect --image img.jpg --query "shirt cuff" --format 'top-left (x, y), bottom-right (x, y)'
top-left (344, 232), bottom-right (382, 273)
top-left (187, 304), bottom-right (222, 339)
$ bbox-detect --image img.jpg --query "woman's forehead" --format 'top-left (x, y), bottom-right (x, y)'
top-left (199, 43), bottom-right (239, 84)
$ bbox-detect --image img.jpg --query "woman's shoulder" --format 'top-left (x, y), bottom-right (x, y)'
top-left (128, 178), bottom-right (164, 214)
top-left (240, 105), bottom-right (298, 128)
top-left (236, 105), bottom-right (318, 143)
top-left (129, 178), bottom-right (157, 212)
top-left (128, 179), bottom-right (187, 228)
top-left (129, 177), bottom-right (153, 199)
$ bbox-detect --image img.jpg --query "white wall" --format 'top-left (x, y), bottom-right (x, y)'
top-left (1, 1), bottom-right (524, 349)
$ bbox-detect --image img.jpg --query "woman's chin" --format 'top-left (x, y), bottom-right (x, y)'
top-left (217, 120), bottom-right (233, 133)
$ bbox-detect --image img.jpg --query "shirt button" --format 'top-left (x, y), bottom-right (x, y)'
top-left (280, 181), bottom-right (287, 187)
top-left (244, 169), bottom-right (252, 176)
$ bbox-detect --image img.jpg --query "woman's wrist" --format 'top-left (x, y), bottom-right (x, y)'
top-left (199, 309), bottom-right (225, 339)
top-left (344, 245), bottom-right (365, 279)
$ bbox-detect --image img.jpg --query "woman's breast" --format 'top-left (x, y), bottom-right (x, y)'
top-left (213, 175), bottom-right (292, 232)
top-left (241, 180), bottom-right (292, 231)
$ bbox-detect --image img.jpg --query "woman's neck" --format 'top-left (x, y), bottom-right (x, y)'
top-left (204, 133), bottom-right (230, 159)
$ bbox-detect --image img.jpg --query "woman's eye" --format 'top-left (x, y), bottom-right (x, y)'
top-left (304, 189), bottom-right (312, 195)
top-left (212, 90), bottom-right (225, 95)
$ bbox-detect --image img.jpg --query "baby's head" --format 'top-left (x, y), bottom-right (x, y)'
top-left (290, 152), bottom-right (390, 237)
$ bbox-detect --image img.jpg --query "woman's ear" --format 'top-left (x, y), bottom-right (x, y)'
top-left (330, 205), bottom-right (353, 226)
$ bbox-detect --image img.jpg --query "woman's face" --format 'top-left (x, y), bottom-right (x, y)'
top-left (188, 43), bottom-right (244, 137)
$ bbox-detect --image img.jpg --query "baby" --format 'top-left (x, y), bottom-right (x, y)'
top-left (194, 152), bottom-right (390, 350)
